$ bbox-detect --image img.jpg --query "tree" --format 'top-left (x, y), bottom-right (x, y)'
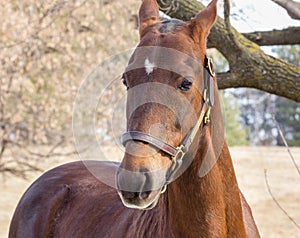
top-left (231, 45), bottom-right (300, 146)
top-left (0, 0), bottom-right (140, 176)
top-left (156, 0), bottom-right (300, 102)
top-left (1, 0), bottom-right (300, 176)
top-left (221, 92), bottom-right (249, 146)
top-left (274, 96), bottom-right (300, 146)
top-left (272, 45), bottom-right (300, 146)
top-left (236, 90), bottom-right (276, 146)
top-left (209, 50), bottom-right (249, 146)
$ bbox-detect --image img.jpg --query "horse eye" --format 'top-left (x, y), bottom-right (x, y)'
top-left (178, 77), bottom-right (193, 91)
top-left (121, 74), bottom-right (128, 89)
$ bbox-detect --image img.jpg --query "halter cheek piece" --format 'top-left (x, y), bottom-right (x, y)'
top-left (121, 55), bottom-right (215, 190)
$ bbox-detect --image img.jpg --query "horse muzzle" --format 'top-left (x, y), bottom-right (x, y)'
top-left (116, 141), bottom-right (170, 209)
top-left (116, 166), bottom-right (166, 209)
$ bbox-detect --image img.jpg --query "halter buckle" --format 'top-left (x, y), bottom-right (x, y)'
top-left (166, 145), bottom-right (185, 185)
top-left (204, 107), bottom-right (212, 125)
top-left (169, 145), bottom-right (185, 176)
top-left (172, 145), bottom-right (185, 163)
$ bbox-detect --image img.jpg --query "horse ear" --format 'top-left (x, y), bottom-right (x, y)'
top-left (189, 0), bottom-right (218, 44)
top-left (139, 0), bottom-right (159, 37)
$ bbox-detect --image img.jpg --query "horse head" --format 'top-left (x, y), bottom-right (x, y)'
top-left (117, 0), bottom-right (218, 209)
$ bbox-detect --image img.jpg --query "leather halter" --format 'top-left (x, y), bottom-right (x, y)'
top-left (121, 55), bottom-right (215, 186)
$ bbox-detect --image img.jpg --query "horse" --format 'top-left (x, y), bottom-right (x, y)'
top-left (9, 0), bottom-right (260, 237)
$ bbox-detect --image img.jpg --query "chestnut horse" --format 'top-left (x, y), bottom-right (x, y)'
top-left (9, 0), bottom-right (260, 237)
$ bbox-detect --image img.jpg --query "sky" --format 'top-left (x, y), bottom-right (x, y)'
top-left (203, 0), bottom-right (300, 32)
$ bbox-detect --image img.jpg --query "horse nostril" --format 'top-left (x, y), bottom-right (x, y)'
top-left (120, 191), bottom-right (151, 200)
top-left (121, 191), bottom-right (136, 200)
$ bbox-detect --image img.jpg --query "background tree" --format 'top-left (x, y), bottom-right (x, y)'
top-left (210, 49), bottom-right (249, 146)
top-left (221, 92), bottom-right (250, 146)
top-left (235, 45), bottom-right (300, 146)
top-left (1, 0), bottom-right (299, 176)
top-left (272, 45), bottom-right (300, 146)
top-left (156, 0), bottom-right (300, 102)
top-left (0, 0), bottom-right (139, 176)
top-left (157, 0), bottom-right (300, 146)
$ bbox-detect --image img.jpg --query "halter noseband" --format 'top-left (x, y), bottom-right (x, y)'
top-left (120, 55), bottom-right (215, 187)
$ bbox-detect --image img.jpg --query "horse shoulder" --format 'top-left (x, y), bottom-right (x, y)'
top-left (9, 161), bottom-right (126, 238)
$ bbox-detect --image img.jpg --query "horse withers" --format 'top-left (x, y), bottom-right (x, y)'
top-left (9, 0), bottom-right (260, 237)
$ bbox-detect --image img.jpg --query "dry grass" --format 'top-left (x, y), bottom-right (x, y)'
top-left (1, 146), bottom-right (300, 237)
top-left (230, 146), bottom-right (300, 237)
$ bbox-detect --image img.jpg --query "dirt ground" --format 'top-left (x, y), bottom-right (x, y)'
top-left (1, 146), bottom-right (300, 237)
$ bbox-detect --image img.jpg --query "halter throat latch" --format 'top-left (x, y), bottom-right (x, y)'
top-left (203, 55), bottom-right (215, 125)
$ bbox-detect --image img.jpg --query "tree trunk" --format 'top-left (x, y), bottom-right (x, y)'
top-left (156, 0), bottom-right (300, 102)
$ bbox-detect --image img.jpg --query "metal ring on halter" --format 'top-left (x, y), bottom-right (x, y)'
top-left (205, 57), bottom-right (216, 77)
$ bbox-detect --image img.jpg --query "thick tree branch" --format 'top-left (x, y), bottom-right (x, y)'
top-left (241, 27), bottom-right (300, 46)
top-left (156, 0), bottom-right (300, 102)
top-left (271, 0), bottom-right (300, 20)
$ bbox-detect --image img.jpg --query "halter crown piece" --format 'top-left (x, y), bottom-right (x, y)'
top-left (121, 55), bottom-right (215, 191)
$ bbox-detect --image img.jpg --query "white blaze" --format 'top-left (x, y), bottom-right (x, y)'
top-left (144, 58), bottom-right (155, 76)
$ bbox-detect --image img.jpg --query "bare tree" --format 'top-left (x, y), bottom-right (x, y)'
top-left (0, 0), bottom-right (139, 177)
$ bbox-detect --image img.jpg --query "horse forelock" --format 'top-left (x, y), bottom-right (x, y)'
top-left (158, 19), bottom-right (185, 33)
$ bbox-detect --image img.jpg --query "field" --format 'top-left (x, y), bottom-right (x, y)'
top-left (1, 146), bottom-right (300, 237)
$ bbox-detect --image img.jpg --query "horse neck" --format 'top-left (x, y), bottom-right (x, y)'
top-left (166, 98), bottom-right (247, 237)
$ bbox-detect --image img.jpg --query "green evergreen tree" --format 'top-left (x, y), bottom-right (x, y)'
top-left (272, 45), bottom-right (300, 146)
top-left (275, 97), bottom-right (300, 146)
top-left (220, 91), bottom-right (249, 146)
